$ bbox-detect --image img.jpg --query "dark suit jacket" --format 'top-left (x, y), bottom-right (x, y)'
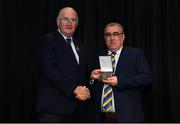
top-left (36, 30), bottom-right (86, 115)
top-left (90, 47), bottom-right (152, 122)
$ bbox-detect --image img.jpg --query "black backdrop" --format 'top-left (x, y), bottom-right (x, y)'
top-left (0, 0), bottom-right (180, 122)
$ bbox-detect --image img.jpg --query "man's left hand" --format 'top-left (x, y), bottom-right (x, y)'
top-left (102, 76), bottom-right (118, 86)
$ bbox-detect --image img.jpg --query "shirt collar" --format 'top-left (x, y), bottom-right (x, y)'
top-left (108, 46), bottom-right (123, 55)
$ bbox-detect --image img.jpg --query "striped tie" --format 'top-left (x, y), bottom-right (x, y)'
top-left (102, 52), bottom-right (116, 112)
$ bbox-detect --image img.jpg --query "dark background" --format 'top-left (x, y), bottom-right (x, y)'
top-left (0, 0), bottom-right (180, 122)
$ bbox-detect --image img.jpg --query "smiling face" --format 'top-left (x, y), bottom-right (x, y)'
top-left (57, 7), bottom-right (78, 37)
top-left (104, 23), bottom-right (125, 52)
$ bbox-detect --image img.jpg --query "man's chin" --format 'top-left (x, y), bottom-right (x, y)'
top-left (64, 32), bottom-right (74, 37)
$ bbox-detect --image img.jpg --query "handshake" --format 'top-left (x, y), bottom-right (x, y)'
top-left (73, 86), bottom-right (90, 101)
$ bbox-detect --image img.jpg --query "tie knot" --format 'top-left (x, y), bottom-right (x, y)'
top-left (66, 38), bottom-right (71, 44)
top-left (111, 52), bottom-right (116, 56)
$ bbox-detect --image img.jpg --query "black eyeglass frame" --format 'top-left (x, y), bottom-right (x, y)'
top-left (104, 32), bottom-right (124, 38)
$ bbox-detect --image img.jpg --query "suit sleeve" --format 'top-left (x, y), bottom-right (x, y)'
top-left (39, 35), bottom-right (76, 97)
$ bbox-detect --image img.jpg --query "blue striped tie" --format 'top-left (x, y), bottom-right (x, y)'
top-left (102, 52), bottom-right (116, 112)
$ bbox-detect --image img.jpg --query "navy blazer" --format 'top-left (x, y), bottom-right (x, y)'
top-left (36, 30), bottom-right (86, 115)
top-left (90, 47), bottom-right (152, 122)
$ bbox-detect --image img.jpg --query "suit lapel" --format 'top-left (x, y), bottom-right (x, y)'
top-left (114, 47), bottom-right (127, 75)
top-left (55, 31), bottom-right (79, 65)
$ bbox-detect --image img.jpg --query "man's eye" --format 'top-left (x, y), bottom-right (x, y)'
top-left (114, 32), bottom-right (120, 36)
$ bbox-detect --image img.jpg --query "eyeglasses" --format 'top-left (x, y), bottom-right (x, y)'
top-left (104, 32), bottom-right (123, 38)
top-left (59, 17), bottom-right (78, 23)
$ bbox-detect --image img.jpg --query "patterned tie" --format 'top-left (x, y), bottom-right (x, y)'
top-left (102, 52), bottom-right (116, 112)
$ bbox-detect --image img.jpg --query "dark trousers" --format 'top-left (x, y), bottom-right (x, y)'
top-left (37, 112), bottom-right (83, 123)
top-left (101, 112), bottom-right (118, 123)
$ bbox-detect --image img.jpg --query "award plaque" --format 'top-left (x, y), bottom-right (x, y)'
top-left (99, 56), bottom-right (113, 81)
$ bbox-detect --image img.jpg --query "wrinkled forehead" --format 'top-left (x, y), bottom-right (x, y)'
top-left (105, 25), bottom-right (122, 33)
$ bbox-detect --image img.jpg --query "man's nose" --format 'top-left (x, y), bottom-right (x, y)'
top-left (67, 21), bottom-right (72, 25)
top-left (110, 34), bottom-right (115, 40)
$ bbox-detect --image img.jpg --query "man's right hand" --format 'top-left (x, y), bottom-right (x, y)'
top-left (90, 69), bottom-right (102, 80)
top-left (73, 86), bottom-right (90, 101)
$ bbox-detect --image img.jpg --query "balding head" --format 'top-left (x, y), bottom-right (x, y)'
top-left (57, 7), bottom-right (78, 21)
